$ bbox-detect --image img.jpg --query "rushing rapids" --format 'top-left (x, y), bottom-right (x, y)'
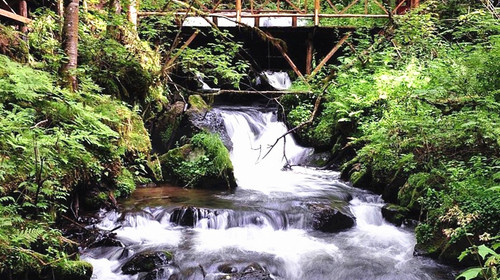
top-left (81, 106), bottom-right (454, 280)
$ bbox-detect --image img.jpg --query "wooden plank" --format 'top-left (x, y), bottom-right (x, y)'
top-left (309, 32), bottom-right (351, 79)
top-left (0, 8), bottom-right (31, 23)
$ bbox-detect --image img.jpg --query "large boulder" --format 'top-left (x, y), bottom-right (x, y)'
top-left (159, 132), bottom-right (237, 190)
top-left (122, 251), bottom-right (173, 274)
top-left (307, 203), bottom-right (356, 232)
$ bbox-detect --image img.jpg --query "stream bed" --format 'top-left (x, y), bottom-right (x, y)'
top-left (81, 106), bottom-right (455, 280)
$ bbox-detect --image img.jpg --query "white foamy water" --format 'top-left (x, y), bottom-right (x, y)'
top-left (82, 106), bottom-right (453, 280)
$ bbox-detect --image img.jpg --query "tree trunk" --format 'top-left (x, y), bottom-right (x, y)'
top-left (19, 0), bottom-right (28, 33)
top-left (61, 0), bottom-right (79, 91)
top-left (127, 0), bottom-right (138, 29)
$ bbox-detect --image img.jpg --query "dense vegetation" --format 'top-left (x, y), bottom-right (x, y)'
top-left (284, 0), bottom-right (500, 277)
top-left (0, 0), bottom-right (498, 279)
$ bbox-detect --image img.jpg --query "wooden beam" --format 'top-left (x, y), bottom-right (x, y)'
top-left (138, 11), bottom-right (390, 18)
top-left (306, 32), bottom-right (313, 75)
top-left (309, 32), bottom-right (351, 79)
top-left (0, 8), bottom-right (31, 24)
top-left (340, 0), bottom-right (359, 14)
top-left (266, 32), bottom-right (306, 80)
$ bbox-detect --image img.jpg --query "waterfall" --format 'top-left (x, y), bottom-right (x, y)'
top-left (81, 106), bottom-right (454, 280)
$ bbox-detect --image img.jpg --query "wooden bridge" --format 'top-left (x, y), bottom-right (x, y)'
top-left (137, 0), bottom-right (419, 79)
top-left (137, 0), bottom-right (420, 28)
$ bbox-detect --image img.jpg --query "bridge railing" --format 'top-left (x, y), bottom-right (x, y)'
top-left (138, 0), bottom-right (419, 27)
top-left (174, 0), bottom-right (418, 25)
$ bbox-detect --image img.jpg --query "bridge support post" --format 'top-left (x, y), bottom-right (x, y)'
top-left (306, 32), bottom-right (313, 75)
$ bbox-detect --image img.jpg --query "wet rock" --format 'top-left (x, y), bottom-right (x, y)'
top-left (218, 263), bottom-right (238, 274)
top-left (307, 203), bottom-right (355, 232)
top-left (213, 263), bottom-right (272, 280)
top-left (140, 265), bottom-right (181, 280)
top-left (381, 204), bottom-right (410, 226)
top-left (122, 251), bottom-right (173, 274)
top-left (170, 206), bottom-right (213, 227)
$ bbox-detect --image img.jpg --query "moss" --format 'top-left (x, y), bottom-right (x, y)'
top-left (96, 101), bottom-right (151, 154)
top-left (53, 260), bottom-right (93, 280)
top-left (115, 168), bottom-right (136, 198)
top-left (160, 133), bottom-right (236, 189)
top-left (188, 94), bottom-right (209, 113)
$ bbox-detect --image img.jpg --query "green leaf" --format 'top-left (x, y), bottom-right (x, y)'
top-left (456, 268), bottom-right (482, 280)
top-left (477, 244), bottom-right (497, 259)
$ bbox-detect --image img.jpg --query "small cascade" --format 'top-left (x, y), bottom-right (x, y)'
top-left (260, 70), bottom-right (292, 90)
top-left (81, 106), bottom-right (454, 280)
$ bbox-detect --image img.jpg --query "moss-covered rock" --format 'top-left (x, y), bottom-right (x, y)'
top-left (381, 204), bottom-right (410, 226)
top-left (53, 260), bottom-right (93, 280)
top-left (187, 94), bottom-right (209, 113)
top-left (160, 132), bottom-right (236, 190)
top-left (115, 168), bottom-right (136, 198)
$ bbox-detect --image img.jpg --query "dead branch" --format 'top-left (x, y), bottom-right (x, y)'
top-left (261, 95), bottom-right (322, 160)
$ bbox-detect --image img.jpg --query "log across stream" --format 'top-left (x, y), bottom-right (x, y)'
top-left (81, 106), bottom-right (455, 280)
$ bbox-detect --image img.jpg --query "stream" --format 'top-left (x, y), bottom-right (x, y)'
top-left (81, 106), bottom-right (455, 280)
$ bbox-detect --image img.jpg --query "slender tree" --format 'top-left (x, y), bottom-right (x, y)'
top-left (61, 0), bottom-right (79, 91)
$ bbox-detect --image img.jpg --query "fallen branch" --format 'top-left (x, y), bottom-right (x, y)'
top-left (261, 94), bottom-right (322, 161)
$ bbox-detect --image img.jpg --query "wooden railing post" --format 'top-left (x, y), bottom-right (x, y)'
top-left (236, 0), bottom-right (242, 23)
top-left (314, 0), bottom-right (320, 26)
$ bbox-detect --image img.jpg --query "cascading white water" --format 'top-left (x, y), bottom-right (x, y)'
top-left (256, 71), bottom-right (292, 90)
top-left (81, 106), bottom-right (453, 280)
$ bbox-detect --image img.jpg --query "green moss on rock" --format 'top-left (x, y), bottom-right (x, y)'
top-left (160, 132), bottom-right (236, 190)
top-left (53, 261), bottom-right (93, 280)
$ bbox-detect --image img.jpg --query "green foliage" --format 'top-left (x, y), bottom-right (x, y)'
top-left (285, 1), bottom-right (500, 267)
top-left (161, 132), bottom-right (233, 188)
top-left (0, 51), bottom-right (152, 277)
top-left (178, 31), bottom-right (249, 88)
